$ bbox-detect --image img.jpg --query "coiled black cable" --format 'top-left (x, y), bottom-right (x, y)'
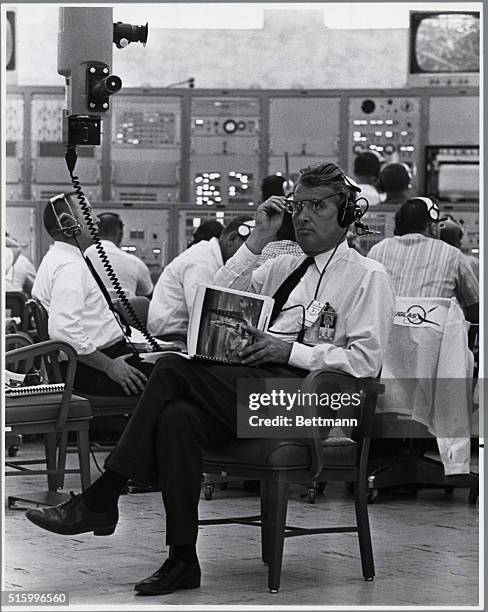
top-left (67, 156), bottom-right (160, 353)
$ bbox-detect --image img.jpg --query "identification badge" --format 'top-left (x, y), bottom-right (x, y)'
top-left (317, 303), bottom-right (337, 341)
top-left (303, 300), bottom-right (326, 328)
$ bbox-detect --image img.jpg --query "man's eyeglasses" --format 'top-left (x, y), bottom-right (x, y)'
top-left (283, 193), bottom-right (339, 215)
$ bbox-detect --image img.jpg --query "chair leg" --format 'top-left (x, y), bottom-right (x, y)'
top-left (76, 428), bottom-right (92, 491)
top-left (354, 477), bottom-right (375, 580)
top-left (44, 433), bottom-right (59, 492)
top-left (260, 480), bottom-right (270, 565)
top-left (264, 480), bottom-right (289, 593)
top-left (56, 431), bottom-right (69, 490)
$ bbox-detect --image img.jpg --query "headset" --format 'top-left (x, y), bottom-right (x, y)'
top-left (337, 173), bottom-right (364, 228)
top-left (49, 194), bottom-right (83, 237)
top-left (237, 219), bottom-right (256, 238)
top-left (411, 196), bottom-right (441, 222)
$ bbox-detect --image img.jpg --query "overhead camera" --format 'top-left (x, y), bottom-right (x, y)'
top-left (114, 22), bottom-right (148, 49)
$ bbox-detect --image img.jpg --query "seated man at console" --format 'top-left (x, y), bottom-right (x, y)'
top-left (148, 215), bottom-right (254, 343)
top-left (32, 193), bottom-right (153, 396)
top-left (26, 164), bottom-right (394, 596)
top-left (368, 197), bottom-right (479, 323)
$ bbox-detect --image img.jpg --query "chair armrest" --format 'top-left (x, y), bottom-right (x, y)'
top-left (301, 369), bottom-right (385, 480)
top-left (6, 340), bottom-right (79, 431)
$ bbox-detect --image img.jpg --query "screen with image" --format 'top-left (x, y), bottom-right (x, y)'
top-left (410, 12), bottom-right (480, 74)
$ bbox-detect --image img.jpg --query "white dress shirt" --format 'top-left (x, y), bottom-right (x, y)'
top-left (85, 240), bottom-right (153, 298)
top-left (148, 237), bottom-right (224, 338)
top-left (214, 240), bottom-right (394, 377)
top-left (32, 242), bottom-right (124, 355)
top-left (5, 250), bottom-right (36, 294)
top-left (356, 183), bottom-right (383, 206)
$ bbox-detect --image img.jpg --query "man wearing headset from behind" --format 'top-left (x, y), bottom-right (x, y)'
top-left (26, 163), bottom-right (395, 596)
top-left (32, 193), bottom-right (153, 396)
top-left (367, 197), bottom-right (479, 323)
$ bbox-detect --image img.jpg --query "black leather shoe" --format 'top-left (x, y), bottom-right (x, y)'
top-left (135, 558), bottom-right (201, 596)
top-left (25, 492), bottom-right (118, 536)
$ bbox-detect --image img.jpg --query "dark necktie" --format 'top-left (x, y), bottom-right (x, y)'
top-left (269, 257), bottom-right (315, 325)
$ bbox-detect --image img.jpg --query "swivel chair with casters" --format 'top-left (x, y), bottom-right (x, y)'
top-left (5, 338), bottom-right (93, 508)
top-left (200, 371), bottom-right (384, 593)
top-left (368, 297), bottom-right (478, 504)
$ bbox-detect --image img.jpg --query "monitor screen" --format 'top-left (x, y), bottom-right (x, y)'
top-left (425, 146), bottom-right (479, 202)
top-left (410, 12), bottom-right (480, 75)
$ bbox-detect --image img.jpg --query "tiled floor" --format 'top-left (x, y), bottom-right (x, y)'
top-left (3, 441), bottom-right (481, 609)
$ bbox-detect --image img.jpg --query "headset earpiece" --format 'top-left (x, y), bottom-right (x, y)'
top-left (337, 175), bottom-right (363, 229)
top-left (413, 196), bottom-right (440, 222)
top-left (58, 212), bottom-right (82, 237)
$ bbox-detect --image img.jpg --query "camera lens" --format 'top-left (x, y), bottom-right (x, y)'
top-left (90, 75), bottom-right (122, 100)
top-left (114, 22), bottom-right (149, 48)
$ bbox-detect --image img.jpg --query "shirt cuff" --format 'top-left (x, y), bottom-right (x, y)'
top-left (288, 342), bottom-right (315, 370)
top-left (226, 243), bottom-right (261, 273)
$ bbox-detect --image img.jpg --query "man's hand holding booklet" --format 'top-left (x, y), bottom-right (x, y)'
top-left (141, 285), bottom-right (274, 365)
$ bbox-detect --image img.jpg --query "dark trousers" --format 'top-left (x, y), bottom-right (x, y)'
top-left (62, 339), bottom-right (154, 396)
top-left (105, 353), bottom-right (307, 545)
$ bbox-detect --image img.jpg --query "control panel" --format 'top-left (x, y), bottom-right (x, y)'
top-left (189, 97), bottom-right (260, 206)
top-left (348, 97), bottom-right (421, 188)
top-left (6, 93), bottom-right (24, 200)
top-left (111, 95), bottom-right (182, 203)
top-left (177, 208), bottom-right (252, 254)
top-left (269, 97), bottom-right (340, 179)
top-left (93, 205), bottom-right (171, 277)
top-left (31, 93), bottom-right (101, 201)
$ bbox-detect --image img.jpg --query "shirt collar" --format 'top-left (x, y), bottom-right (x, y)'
top-left (209, 236), bottom-right (224, 267)
top-left (312, 239), bottom-right (349, 273)
top-left (53, 241), bottom-right (84, 257)
top-left (99, 239), bottom-right (118, 250)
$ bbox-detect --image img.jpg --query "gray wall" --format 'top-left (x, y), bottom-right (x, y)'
top-left (15, 7), bottom-right (409, 89)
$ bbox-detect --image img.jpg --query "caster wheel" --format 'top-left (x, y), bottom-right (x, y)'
top-left (367, 490), bottom-right (378, 504)
top-left (316, 482), bottom-right (326, 496)
top-left (8, 445), bottom-right (19, 457)
top-left (364, 577), bottom-right (374, 582)
top-left (204, 484), bottom-right (214, 501)
top-left (444, 486), bottom-right (454, 495)
top-left (468, 488), bottom-right (478, 505)
top-left (219, 482), bottom-right (228, 490)
top-left (306, 488), bottom-right (316, 504)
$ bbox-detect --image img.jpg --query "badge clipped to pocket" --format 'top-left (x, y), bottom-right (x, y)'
top-left (317, 302), bottom-right (337, 341)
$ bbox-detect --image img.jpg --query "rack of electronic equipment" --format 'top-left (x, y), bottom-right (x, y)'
top-left (6, 85), bottom-right (479, 280)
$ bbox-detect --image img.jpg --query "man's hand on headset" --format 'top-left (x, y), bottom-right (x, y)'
top-left (237, 326), bottom-right (292, 366)
top-left (106, 355), bottom-right (148, 395)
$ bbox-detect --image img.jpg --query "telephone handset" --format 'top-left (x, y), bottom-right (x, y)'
top-left (55, 158), bottom-right (161, 353)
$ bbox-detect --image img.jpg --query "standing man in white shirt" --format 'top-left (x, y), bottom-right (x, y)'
top-left (26, 164), bottom-right (394, 596)
top-left (32, 193), bottom-right (152, 396)
top-left (85, 212), bottom-right (153, 299)
top-left (148, 215), bottom-right (255, 343)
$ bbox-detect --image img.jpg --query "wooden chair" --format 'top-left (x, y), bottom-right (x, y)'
top-left (5, 337), bottom-right (93, 508)
top-left (200, 371), bottom-right (384, 593)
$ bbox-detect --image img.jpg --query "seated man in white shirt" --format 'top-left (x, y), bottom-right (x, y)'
top-left (5, 235), bottom-right (37, 296)
top-left (32, 193), bottom-right (153, 396)
top-left (27, 164), bottom-right (394, 596)
top-left (85, 212), bottom-right (153, 298)
top-left (353, 151), bottom-right (383, 207)
top-left (148, 215), bottom-right (255, 343)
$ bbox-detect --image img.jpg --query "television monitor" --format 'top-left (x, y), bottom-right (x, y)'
top-left (408, 11), bottom-right (480, 87)
top-left (425, 146), bottom-right (479, 202)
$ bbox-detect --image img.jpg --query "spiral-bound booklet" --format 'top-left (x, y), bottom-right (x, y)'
top-left (187, 285), bottom-right (274, 364)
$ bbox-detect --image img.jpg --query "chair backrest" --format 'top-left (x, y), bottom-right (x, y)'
top-left (5, 332), bottom-right (35, 374)
top-left (26, 298), bottom-right (50, 342)
top-left (113, 296), bottom-right (150, 327)
top-left (6, 291), bottom-right (28, 331)
top-left (379, 296), bottom-right (472, 441)
top-left (25, 298), bottom-right (63, 383)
